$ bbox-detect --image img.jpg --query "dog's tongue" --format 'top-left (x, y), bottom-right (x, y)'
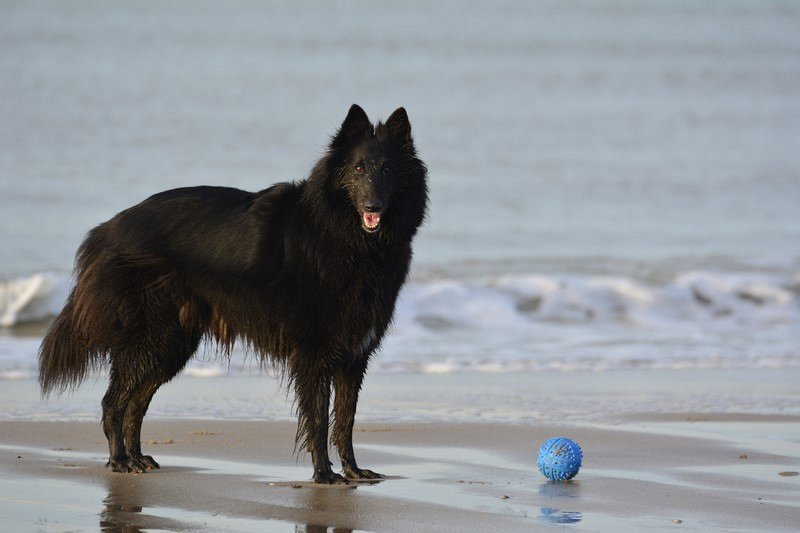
top-left (363, 212), bottom-right (381, 229)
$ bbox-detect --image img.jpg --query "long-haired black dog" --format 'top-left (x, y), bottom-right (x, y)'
top-left (39, 105), bottom-right (428, 484)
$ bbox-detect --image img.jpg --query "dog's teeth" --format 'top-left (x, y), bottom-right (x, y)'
top-left (363, 212), bottom-right (380, 229)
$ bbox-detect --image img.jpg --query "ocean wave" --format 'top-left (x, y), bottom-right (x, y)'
top-left (0, 273), bottom-right (71, 327)
top-left (2, 268), bottom-right (797, 329)
top-left (1, 267), bottom-right (797, 377)
top-left (394, 270), bottom-right (799, 330)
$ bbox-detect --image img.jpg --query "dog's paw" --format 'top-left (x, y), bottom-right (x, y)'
top-left (313, 470), bottom-right (349, 484)
top-left (105, 456), bottom-right (146, 473)
top-left (134, 454), bottom-right (160, 470)
top-left (343, 466), bottom-right (385, 480)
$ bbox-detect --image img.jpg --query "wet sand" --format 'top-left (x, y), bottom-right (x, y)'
top-left (1, 414), bottom-right (799, 532)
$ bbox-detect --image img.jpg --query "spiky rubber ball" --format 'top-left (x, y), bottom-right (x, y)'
top-left (537, 437), bottom-right (582, 481)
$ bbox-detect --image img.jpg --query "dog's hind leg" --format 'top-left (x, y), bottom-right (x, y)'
top-left (102, 360), bottom-right (145, 473)
top-left (122, 322), bottom-right (202, 471)
top-left (332, 363), bottom-right (384, 480)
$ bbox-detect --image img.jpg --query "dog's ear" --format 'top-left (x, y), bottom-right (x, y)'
top-left (385, 107), bottom-right (412, 148)
top-left (331, 104), bottom-right (372, 149)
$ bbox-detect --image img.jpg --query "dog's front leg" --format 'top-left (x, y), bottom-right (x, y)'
top-left (293, 361), bottom-right (345, 484)
top-left (332, 364), bottom-right (385, 480)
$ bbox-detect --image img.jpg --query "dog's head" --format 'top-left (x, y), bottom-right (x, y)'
top-left (328, 104), bottom-right (420, 235)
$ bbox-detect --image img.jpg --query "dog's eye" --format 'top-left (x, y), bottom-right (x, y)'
top-left (355, 163), bottom-right (365, 174)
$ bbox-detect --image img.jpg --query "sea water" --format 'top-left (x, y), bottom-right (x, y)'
top-left (1, 1), bottom-right (799, 411)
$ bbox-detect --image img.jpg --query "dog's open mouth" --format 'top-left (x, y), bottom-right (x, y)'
top-left (362, 212), bottom-right (381, 233)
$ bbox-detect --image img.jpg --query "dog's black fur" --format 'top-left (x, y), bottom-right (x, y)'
top-left (39, 105), bottom-right (428, 483)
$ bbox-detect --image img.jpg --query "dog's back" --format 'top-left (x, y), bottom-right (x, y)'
top-left (39, 184), bottom-right (291, 393)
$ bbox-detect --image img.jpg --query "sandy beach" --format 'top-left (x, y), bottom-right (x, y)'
top-left (1, 369), bottom-right (799, 532)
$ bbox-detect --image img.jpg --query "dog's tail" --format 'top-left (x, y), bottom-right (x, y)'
top-left (39, 227), bottom-right (111, 396)
top-left (38, 296), bottom-right (95, 395)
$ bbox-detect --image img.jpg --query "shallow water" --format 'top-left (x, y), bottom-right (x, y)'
top-left (3, 369), bottom-right (799, 424)
top-left (1, 1), bottom-right (798, 383)
top-left (0, 466), bottom-right (301, 532)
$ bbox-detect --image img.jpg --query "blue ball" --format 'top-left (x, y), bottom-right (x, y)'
top-left (537, 437), bottom-right (582, 481)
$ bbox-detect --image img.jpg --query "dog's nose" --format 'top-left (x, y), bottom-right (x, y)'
top-left (364, 201), bottom-right (383, 213)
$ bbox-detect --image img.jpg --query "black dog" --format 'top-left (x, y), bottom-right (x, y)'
top-left (39, 105), bottom-right (428, 483)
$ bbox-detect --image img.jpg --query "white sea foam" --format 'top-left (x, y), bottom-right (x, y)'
top-left (0, 273), bottom-right (70, 327)
top-left (1, 267), bottom-right (797, 379)
top-left (183, 367), bottom-right (227, 378)
top-left (398, 270), bottom-right (799, 329)
top-left (3, 269), bottom-right (796, 329)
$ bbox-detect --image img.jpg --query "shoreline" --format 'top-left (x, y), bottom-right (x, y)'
top-left (1, 368), bottom-right (799, 531)
top-left (3, 367), bottom-right (799, 423)
top-left (1, 415), bottom-right (798, 531)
